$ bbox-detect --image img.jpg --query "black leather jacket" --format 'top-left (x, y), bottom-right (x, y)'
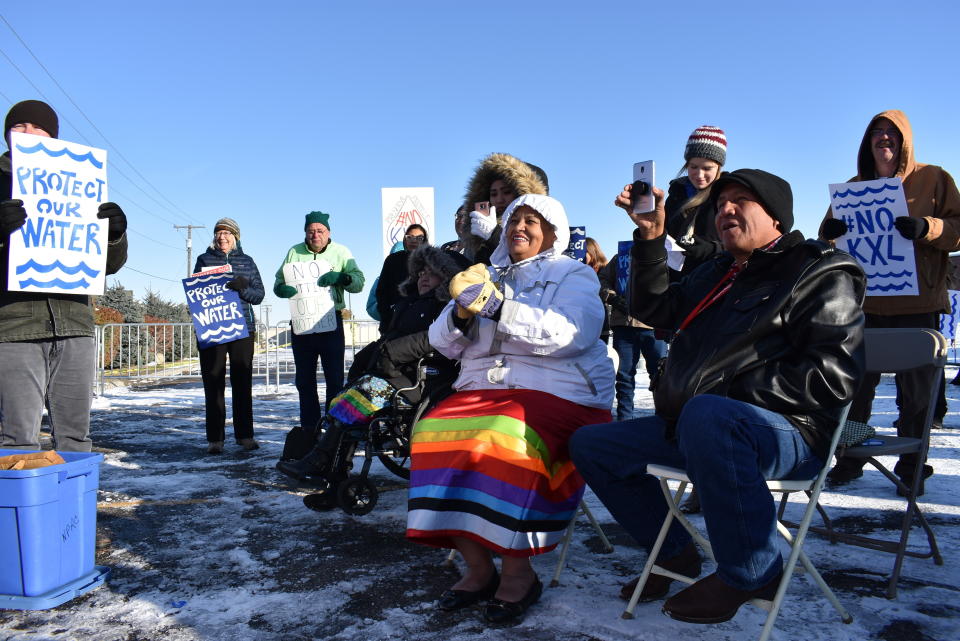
top-left (630, 229), bottom-right (866, 459)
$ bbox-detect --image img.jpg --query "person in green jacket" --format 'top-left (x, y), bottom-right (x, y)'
top-left (274, 211), bottom-right (364, 431)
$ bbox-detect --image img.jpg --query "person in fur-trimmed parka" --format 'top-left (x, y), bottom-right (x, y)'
top-left (461, 153), bottom-right (549, 264)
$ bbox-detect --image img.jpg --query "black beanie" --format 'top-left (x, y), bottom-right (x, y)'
top-left (5, 100), bottom-right (59, 140)
top-left (708, 168), bottom-right (794, 232)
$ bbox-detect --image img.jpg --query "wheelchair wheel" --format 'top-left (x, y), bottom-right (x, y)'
top-left (337, 477), bottom-right (378, 515)
top-left (376, 445), bottom-right (410, 480)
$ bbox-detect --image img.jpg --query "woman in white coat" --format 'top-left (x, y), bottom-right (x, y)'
top-left (406, 194), bottom-right (614, 623)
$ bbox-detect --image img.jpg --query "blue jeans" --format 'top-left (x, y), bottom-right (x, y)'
top-left (292, 312), bottom-right (345, 430)
top-left (611, 326), bottom-right (666, 421)
top-left (570, 394), bottom-right (822, 591)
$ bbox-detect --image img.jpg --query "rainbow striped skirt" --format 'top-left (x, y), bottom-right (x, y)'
top-left (406, 389), bottom-right (611, 557)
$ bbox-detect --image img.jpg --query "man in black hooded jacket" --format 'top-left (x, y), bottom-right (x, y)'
top-left (571, 169), bottom-right (865, 625)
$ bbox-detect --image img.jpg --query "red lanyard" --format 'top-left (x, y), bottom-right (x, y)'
top-left (676, 263), bottom-right (742, 334)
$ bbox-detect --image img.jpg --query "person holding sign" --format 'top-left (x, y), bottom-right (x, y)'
top-left (821, 110), bottom-right (960, 492)
top-left (193, 218), bottom-right (265, 454)
top-left (460, 153), bottom-right (549, 264)
top-left (273, 211), bottom-right (364, 433)
top-left (571, 170), bottom-right (864, 625)
top-left (0, 100), bottom-right (127, 451)
top-left (406, 194), bottom-right (613, 624)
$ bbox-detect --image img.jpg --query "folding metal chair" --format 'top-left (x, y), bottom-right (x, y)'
top-left (806, 327), bottom-right (946, 599)
top-left (623, 405), bottom-right (852, 641)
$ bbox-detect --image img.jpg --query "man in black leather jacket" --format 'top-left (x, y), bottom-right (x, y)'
top-left (571, 169), bottom-right (865, 625)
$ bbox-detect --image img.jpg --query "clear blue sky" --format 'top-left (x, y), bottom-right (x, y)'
top-left (2, 1), bottom-right (957, 323)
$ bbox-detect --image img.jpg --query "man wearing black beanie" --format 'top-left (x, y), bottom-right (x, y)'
top-left (0, 100), bottom-right (129, 452)
top-left (571, 169), bottom-right (866, 625)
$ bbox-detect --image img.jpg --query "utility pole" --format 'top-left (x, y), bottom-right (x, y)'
top-left (174, 225), bottom-right (206, 276)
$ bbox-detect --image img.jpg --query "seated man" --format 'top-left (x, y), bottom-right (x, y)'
top-left (570, 169), bottom-right (865, 624)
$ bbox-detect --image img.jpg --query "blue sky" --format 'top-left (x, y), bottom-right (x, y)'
top-left (2, 1), bottom-right (958, 322)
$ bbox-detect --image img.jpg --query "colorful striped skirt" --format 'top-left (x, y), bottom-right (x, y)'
top-left (406, 388), bottom-right (611, 557)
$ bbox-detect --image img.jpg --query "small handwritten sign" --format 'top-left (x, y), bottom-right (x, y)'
top-left (7, 132), bottom-right (109, 294)
top-left (616, 241), bottom-right (633, 296)
top-left (183, 272), bottom-right (249, 349)
top-left (828, 178), bottom-right (918, 296)
top-left (940, 290), bottom-right (960, 341)
top-left (381, 187), bottom-right (434, 258)
top-left (283, 260), bottom-right (336, 335)
top-left (564, 226), bottom-right (586, 262)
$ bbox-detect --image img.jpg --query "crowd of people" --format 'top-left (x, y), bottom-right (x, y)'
top-left (2, 98), bottom-right (958, 628)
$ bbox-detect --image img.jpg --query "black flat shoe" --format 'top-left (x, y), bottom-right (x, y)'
top-left (438, 569), bottom-right (499, 611)
top-left (303, 487), bottom-right (339, 512)
top-left (483, 577), bottom-right (542, 624)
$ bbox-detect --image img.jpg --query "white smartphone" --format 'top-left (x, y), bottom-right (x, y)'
top-left (631, 160), bottom-right (656, 214)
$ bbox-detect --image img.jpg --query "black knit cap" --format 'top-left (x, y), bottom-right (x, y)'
top-left (708, 168), bottom-right (794, 232)
top-left (5, 100), bottom-right (59, 139)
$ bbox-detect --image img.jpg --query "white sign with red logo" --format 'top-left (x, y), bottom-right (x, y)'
top-left (380, 187), bottom-right (434, 258)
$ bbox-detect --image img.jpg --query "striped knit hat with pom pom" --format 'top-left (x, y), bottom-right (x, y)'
top-left (684, 126), bottom-right (727, 166)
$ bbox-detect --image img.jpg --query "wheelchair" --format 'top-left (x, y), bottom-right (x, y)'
top-left (306, 357), bottom-right (450, 515)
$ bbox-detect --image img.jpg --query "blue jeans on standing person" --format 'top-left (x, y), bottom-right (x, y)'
top-left (611, 326), bottom-right (667, 421)
top-left (291, 312), bottom-right (345, 431)
top-left (570, 394), bottom-right (822, 591)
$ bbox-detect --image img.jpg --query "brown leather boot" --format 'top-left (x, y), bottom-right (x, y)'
top-left (662, 571), bottom-right (781, 624)
top-left (620, 541), bottom-right (701, 602)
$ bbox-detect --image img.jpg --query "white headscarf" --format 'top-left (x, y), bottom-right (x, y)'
top-left (489, 194), bottom-right (571, 267)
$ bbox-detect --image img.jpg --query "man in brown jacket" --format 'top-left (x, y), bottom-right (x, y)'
top-left (821, 109), bottom-right (960, 492)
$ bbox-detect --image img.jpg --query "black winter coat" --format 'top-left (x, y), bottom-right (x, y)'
top-left (375, 250), bottom-right (411, 331)
top-left (194, 245), bottom-right (265, 328)
top-left (630, 229), bottom-right (866, 460)
top-left (665, 177), bottom-right (723, 276)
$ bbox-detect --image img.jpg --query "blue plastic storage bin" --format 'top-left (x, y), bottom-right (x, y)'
top-left (0, 450), bottom-right (109, 609)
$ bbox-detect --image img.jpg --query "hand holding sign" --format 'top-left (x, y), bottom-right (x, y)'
top-left (1, 199), bottom-right (27, 235)
top-left (821, 218), bottom-right (847, 240)
top-left (96, 202), bottom-right (127, 241)
top-left (893, 216), bottom-right (928, 240)
top-left (226, 275), bottom-right (249, 291)
top-left (317, 271), bottom-right (350, 288)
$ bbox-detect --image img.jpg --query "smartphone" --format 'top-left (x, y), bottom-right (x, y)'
top-left (474, 201), bottom-right (491, 216)
top-left (631, 160), bottom-right (656, 214)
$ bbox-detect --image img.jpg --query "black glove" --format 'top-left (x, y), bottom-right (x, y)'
top-left (1, 199), bottom-right (27, 235)
top-left (601, 289), bottom-right (629, 315)
top-left (821, 218), bottom-right (848, 240)
top-left (893, 216), bottom-right (928, 240)
top-left (677, 236), bottom-right (714, 263)
top-left (226, 275), bottom-right (249, 291)
top-left (96, 202), bottom-right (127, 241)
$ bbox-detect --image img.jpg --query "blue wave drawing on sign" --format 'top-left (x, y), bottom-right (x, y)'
top-left (867, 281), bottom-right (912, 292)
top-left (864, 270), bottom-right (913, 279)
top-left (184, 273), bottom-right (227, 287)
top-left (18, 277), bottom-right (90, 289)
top-left (15, 141), bottom-right (104, 168)
top-left (14, 258), bottom-right (101, 277)
top-left (208, 331), bottom-right (244, 343)
top-left (831, 182), bottom-right (898, 199)
top-left (833, 198), bottom-right (896, 209)
top-left (198, 323), bottom-right (246, 341)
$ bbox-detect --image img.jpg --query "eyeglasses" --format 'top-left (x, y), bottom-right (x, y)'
top-left (869, 127), bottom-right (899, 138)
top-left (214, 230), bottom-right (233, 237)
top-left (405, 234), bottom-right (425, 241)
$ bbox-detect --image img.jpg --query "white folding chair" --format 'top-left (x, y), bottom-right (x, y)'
top-left (623, 405), bottom-right (852, 641)
top-left (550, 499), bottom-right (614, 587)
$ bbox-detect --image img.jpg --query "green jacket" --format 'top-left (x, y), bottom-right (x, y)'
top-left (1, 153), bottom-right (128, 341)
top-left (273, 241), bottom-right (364, 310)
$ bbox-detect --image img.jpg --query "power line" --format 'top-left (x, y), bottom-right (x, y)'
top-left (0, 14), bottom-right (202, 225)
top-left (122, 265), bottom-right (181, 283)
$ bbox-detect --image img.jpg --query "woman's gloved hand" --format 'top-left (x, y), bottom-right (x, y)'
top-left (450, 264), bottom-right (503, 318)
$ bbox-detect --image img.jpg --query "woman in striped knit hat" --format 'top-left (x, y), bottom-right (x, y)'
top-left (665, 125), bottom-right (728, 276)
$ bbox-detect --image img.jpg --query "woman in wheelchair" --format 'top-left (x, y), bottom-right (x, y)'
top-left (276, 245), bottom-right (469, 506)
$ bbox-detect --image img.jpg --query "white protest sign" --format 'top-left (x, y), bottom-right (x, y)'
top-left (8, 132), bottom-right (109, 294)
top-left (381, 187), bottom-right (434, 258)
top-left (828, 178), bottom-right (918, 296)
top-left (940, 290), bottom-right (960, 341)
top-left (283, 260), bottom-right (337, 335)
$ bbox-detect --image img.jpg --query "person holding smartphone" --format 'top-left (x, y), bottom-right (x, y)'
top-left (460, 153), bottom-right (549, 264)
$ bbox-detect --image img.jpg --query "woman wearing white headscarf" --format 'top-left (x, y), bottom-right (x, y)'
top-left (406, 194), bottom-right (614, 623)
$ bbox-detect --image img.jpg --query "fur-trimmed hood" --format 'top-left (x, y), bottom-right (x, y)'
top-left (398, 245), bottom-right (471, 300)
top-left (462, 153), bottom-right (549, 221)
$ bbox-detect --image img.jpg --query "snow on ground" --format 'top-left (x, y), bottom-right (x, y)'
top-left (1, 371), bottom-right (959, 641)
